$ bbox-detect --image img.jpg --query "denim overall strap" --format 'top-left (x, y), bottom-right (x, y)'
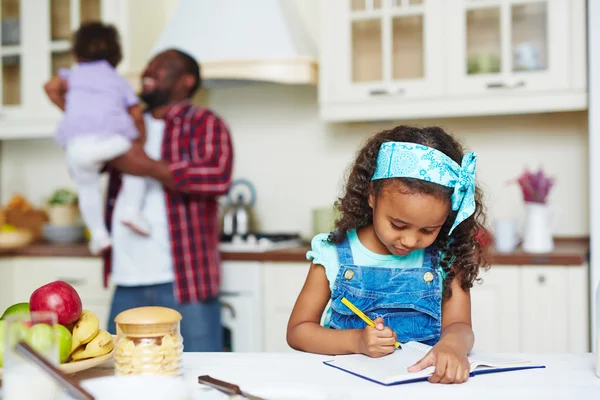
top-left (335, 235), bottom-right (355, 266)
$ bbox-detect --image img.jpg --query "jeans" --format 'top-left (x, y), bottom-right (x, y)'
top-left (107, 283), bottom-right (222, 352)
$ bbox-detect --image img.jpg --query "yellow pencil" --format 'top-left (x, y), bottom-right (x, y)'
top-left (341, 297), bottom-right (402, 349)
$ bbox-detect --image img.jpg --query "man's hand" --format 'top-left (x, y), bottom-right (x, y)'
top-left (44, 76), bottom-right (67, 111)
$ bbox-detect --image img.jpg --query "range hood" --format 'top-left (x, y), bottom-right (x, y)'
top-left (152, 0), bottom-right (318, 87)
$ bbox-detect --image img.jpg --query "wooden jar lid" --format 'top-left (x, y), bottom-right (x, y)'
top-left (114, 306), bottom-right (182, 337)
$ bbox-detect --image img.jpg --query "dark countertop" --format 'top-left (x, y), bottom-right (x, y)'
top-left (0, 237), bottom-right (589, 266)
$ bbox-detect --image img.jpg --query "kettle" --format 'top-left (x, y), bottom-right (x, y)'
top-left (221, 179), bottom-right (256, 236)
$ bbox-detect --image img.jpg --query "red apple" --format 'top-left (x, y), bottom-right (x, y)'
top-left (29, 281), bottom-right (82, 325)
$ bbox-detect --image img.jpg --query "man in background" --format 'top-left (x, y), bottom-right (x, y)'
top-left (105, 49), bottom-right (234, 352)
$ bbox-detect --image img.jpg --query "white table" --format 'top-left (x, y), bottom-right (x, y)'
top-left (72, 352), bottom-right (600, 400)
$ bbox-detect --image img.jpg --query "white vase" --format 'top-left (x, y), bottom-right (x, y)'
top-left (522, 202), bottom-right (554, 253)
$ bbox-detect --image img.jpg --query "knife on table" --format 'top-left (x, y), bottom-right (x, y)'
top-left (198, 375), bottom-right (266, 400)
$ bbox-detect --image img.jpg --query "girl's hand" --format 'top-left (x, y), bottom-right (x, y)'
top-left (408, 341), bottom-right (470, 384)
top-left (356, 317), bottom-right (397, 358)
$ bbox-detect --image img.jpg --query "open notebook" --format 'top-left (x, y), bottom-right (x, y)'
top-left (323, 341), bottom-right (545, 386)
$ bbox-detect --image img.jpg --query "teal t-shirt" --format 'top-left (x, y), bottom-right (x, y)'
top-left (306, 229), bottom-right (427, 291)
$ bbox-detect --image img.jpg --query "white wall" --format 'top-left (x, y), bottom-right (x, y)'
top-left (2, 86), bottom-right (588, 239)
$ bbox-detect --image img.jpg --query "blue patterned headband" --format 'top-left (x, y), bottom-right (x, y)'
top-left (371, 142), bottom-right (477, 234)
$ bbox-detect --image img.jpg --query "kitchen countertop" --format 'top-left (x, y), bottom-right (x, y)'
top-left (0, 237), bottom-right (589, 266)
top-left (63, 352), bottom-right (600, 399)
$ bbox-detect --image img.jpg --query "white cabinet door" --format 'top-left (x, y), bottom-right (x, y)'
top-left (11, 257), bottom-right (109, 303)
top-left (446, 0), bottom-right (570, 96)
top-left (221, 261), bottom-right (263, 352)
top-left (565, 265), bottom-right (589, 353)
top-left (262, 262), bottom-right (309, 352)
top-left (519, 266), bottom-right (568, 352)
top-left (520, 265), bottom-right (588, 353)
top-left (0, 0), bottom-right (129, 138)
top-left (470, 266), bottom-right (521, 352)
top-left (4, 256), bottom-right (113, 330)
top-left (320, 0), bottom-right (443, 104)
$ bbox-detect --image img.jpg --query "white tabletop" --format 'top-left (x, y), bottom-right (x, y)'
top-left (70, 352), bottom-right (600, 400)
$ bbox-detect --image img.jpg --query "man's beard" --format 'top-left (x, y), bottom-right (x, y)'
top-left (140, 88), bottom-right (172, 111)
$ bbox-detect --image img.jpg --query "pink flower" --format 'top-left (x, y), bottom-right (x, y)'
top-left (514, 168), bottom-right (554, 204)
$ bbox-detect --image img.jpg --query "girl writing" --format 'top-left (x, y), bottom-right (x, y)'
top-left (44, 22), bottom-right (151, 255)
top-left (287, 125), bottom-right (489, 384)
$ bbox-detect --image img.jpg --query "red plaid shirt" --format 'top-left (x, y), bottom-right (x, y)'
top-left (103, 101), bottom-right (234, 303)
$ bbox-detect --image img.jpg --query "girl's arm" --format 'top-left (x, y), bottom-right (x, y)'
top-left (408, 277), bottom-right (474, 383)
top-left (287, 263), bottom-right (397, 357)
top-left (43, 76), bottom-right (67, 111)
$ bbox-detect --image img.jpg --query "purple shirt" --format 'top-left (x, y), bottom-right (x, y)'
top-left (56, 60), bottom-right (139, 148)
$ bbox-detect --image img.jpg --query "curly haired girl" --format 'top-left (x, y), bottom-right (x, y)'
top-left (287, 125), bottom-right (490, 384)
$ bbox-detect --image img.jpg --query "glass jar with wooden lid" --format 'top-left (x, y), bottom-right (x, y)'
top-left (114, 306), bottom-right (184, 376)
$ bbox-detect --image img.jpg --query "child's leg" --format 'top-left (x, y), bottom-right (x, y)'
top-left (75, 170), bottom-right (111, 253)
top-left (116, 138), bottom-right (151, 236)
top-left (119, 174), bottom-right (151, 236)
top-left (65, 135), bottom-right (133, 254)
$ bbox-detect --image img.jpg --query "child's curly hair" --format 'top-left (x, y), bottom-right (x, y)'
top-left (330, 125), bottom-right (490, 299)
top-left (72, 21), bottom-right (122, 67)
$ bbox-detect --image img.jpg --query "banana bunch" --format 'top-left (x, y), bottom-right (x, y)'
top-left (68, 310), bottom-right (114, 362)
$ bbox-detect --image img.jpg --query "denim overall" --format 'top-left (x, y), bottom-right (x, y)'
top-left (329, 236), bottom-right (443, 346)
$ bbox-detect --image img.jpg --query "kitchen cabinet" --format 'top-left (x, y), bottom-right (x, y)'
top-left (319, 0), bottom-right (587, 122)
top-left (470, 266), bottom-right (521, 353)
top-left (471, 264), bottom-right (589, 353)
top-left (520, 265), bottom-right (588, 353)
top-left (446, 1), bottom-right (572, 95)
top-left (0, 0), bottom-right (129, 138)
top-left (319, 0), bottom-right (443, 105)
top-left (262, 262), bottom-right (308, 352)
top-left (0, 256), bottom-right (114, 330)
top-left (220, 261), bottom-right (264, 352)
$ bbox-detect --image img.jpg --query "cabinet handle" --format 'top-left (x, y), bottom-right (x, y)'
top-left (537, 275), bottom-right (546, 285)
top-left (220, 291), bottom-right (242, 297)
top-left (56, 278), bottom-right (86, 286)
top-left (369, 88), bottom-right (405, 96)
top-left (486, 81), bottom-right (526, 89)
top-left (221, 301), bottom-right (236, 319)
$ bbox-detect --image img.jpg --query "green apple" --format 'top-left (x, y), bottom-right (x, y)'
top-left (6, 320), bottom-right (29, 346)
top-left (27, 323), bottom-right (55, 357)
top-left (0, 320), bottom-right (5, 367)
top-left (1, 302), bottom-right (29, 320)
top-left (3, 320), bottom-right (29, 365)
top-left (55, 324), bottom-right (72, 363)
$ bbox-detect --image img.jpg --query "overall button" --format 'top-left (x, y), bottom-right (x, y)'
top-left (423, 272), bottom-right (434, 283)
top-left (344, 270), bottom-right (355, 281)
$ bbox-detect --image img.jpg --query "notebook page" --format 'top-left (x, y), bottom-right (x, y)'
top-left (324, 342), bottom-right (435, 385)
top-left (468, 351), bottom-right (534, 372)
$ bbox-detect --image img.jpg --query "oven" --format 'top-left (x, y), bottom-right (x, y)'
top-left (220, 261), bottom-right (263, 352)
